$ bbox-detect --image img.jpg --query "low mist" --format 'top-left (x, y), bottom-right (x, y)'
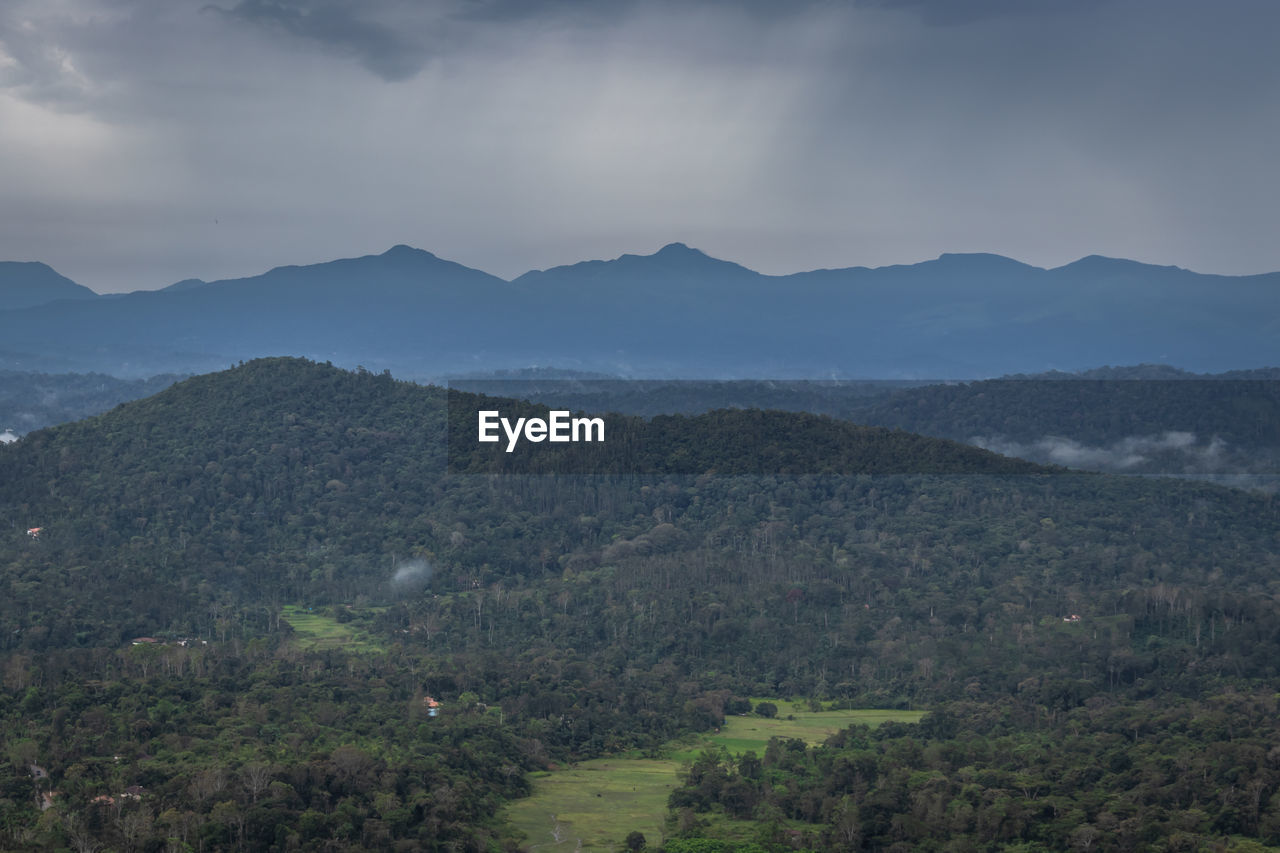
top-left (972, 431), bottom-right (1231, 473)
top-left (390, 558), bottom-right (433, 596)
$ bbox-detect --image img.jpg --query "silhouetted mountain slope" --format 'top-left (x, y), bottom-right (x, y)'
top-left (0, 246), bottom-right (515, 376)
top-left (157, 277), bottom-right (207, 293)
top-left (0, 260), bottom-right (98, 309)
top-left (0, 245), bottom-right (1275, 377)
top-left (514, 241), bottom-right (759, 287)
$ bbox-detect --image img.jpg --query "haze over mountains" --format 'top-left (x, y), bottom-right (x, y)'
top-left (1, 244), bottom-right (1276, 379)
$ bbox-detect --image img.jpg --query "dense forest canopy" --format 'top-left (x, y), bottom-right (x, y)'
top-left (2, 358), bottom-right (1279, 851)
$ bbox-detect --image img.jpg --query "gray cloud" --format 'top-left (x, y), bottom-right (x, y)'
top-left (204, 0), bottom-right (435, 81)
top-left (0, 12), bottom-right (99, 108)
top-left (0, 0), bottom-right (1277, 293)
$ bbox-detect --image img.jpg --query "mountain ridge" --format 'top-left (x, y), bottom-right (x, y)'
top-left (1, 244), bottom-right (1275, 378)
top-left (15, 244), bottom-right (1280, 299)
top-left (0, 260), bottom-right (100, 309)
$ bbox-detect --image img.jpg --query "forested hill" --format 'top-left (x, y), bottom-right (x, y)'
top-left (1, 356), bottom-right (1276, 677)
top-left (0, 357), bottom-right (1043, 641)
top-left (5, 358), bottom-right (1280, 849)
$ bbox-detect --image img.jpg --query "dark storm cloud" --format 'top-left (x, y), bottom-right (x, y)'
top-left (204, 0), bottom-right (436, 81)
top-left (0, 0), bottom-right (1277, 291)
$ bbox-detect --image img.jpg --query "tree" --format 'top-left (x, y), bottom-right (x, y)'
top-left (241, 762), bottom-right (273, 805)
top-left (63, 813), bottom-right (102, 853)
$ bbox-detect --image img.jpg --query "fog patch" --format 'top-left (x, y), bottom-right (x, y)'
top-left (972, 431), bottom-right (1231, 473)
top-left (390, 558), bottom-right (433, 595)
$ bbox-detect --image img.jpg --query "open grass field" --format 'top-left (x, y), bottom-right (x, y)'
top-left (668, 703), bottom-right (925, 761)
top-left (506, 759), bottom-right (680, 851)
top-left (505, 704), bottom-right (925, 851)
top-left (279, 605), bottom-right (385, 653)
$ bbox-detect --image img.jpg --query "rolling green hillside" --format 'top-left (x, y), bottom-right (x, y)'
top-left (2, 359), bottom-right (1280, 850)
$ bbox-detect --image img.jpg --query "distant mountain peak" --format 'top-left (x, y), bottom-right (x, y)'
top-left (931, 252), bottom-right (1041, 271)
top-left (619, 242), bottom-right (715, 264)
top-left (634, 242), bottom-right (758, 276)
top-left (1053, 255), bottom-right (1184, 274)
top-left (252, 245), bottom-right (473, 280)
top-left (381, 244), bottom-right (435, 259)
top-left (515, 241), bottom-right (760, 284)
top-left (0, 261), bottom-right (99, 309)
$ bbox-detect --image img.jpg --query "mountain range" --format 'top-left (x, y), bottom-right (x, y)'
top-left (1, 244), bottom-right (1277, 378)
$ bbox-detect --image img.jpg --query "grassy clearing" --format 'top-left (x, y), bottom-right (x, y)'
top-left (668, 705), bottom-right (925, 761)
top-left (279, 605), bottom-right (385, 653)
top-left (506, 759), bottom-right (679, 851)
top-left (505, 703), bottom-right (924, 851)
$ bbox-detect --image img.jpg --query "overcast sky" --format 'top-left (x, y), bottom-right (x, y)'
top-left (1, 0), bottom-right (1277, 292)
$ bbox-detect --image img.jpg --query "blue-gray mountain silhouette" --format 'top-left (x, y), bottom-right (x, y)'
top-left (0, 244), bottom-right (1275, 377)
top-left (0, 261), bottom-right (98, 310)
